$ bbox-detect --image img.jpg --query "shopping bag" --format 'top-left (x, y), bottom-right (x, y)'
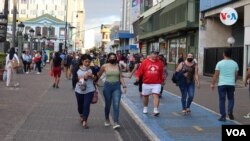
top-left (3, 70), bottom-right (7, 81)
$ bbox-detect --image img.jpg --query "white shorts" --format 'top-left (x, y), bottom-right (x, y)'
top-left (142, 84), bottom-right (161, 96)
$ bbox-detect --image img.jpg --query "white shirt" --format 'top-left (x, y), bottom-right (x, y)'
top-left (5, 54), bottom-right (20, 66)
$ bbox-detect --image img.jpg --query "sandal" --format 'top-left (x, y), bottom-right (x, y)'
top-left (82, 121), bottom-right (89, 129)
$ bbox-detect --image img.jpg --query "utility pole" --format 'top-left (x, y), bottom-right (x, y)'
top-left (65, 0), bottom-right (69, 53)
top-left (12, 0), bottom-right (17, 50)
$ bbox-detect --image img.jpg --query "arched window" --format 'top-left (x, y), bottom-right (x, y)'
top-left (35, 26), bottom-right (41, 36)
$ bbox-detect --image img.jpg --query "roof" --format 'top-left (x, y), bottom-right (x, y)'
top-left (25, 14), bottom-right (65, 23)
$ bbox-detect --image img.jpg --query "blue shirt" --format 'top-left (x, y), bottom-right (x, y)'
top-left (215, 59), bottom-right (239, 86)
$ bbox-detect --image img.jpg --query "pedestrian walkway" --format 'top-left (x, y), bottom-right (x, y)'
top-left (1, 70), bottom-right (121, 141)
top-left (121, 77), bottom-right (239, 141)
top-left (0, 67), bottom-right (149, 141)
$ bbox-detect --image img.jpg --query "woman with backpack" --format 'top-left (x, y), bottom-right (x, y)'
top-left (175, 53), bottom-right (200, 115)
top-left (129, 55), bottom-right (145, 96)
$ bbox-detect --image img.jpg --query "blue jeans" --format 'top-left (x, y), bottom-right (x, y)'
top-left (179, 81), bottom-right (195, 110)
top-left (218, 85), bottom-right (235, 117)
top-left (103, 81), bottom-right (122, 123)
top-left (75, 91), bottom-right (94, 121)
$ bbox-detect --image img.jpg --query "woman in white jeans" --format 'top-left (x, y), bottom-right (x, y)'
top-left (5, 47), bottom-right (20, 87)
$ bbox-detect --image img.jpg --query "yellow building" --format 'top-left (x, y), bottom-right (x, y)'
top-left (101, 24), bottom-right (111, 49)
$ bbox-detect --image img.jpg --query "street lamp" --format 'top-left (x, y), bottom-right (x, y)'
top-left (17, 22), bottom-right (25, 57)
top-left (29, 28), bottom-right (34, 51)
top-left (37, 33), bottom-right (41, 50)
top-left (42, 36), bottom-right (46, 50)
top-left (227, 36), bottom-right (235, 47)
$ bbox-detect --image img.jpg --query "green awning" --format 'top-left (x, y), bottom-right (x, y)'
top-left (139, 15), bottom-right (152, 26)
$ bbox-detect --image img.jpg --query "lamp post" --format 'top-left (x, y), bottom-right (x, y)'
top-left (42, 36), bottom-right (46, 50)
top-left (37, 33), bottom-right (41, 50)
top-left (227, 36), bottom-right (235, 47)
top-left (29, 28), bottom-right (35, 51)
top-left (17, 22), bottom-right (25, 57)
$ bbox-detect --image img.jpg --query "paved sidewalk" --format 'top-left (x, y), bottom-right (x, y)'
top-left (122, 76), bottom-right (240, 141)
top-left (0, 68), bottom-right (120, 141)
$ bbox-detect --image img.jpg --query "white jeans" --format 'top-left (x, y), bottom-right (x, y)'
top-left (6, 62), bottom-right (17, 86)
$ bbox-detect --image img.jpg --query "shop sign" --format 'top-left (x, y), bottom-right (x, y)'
top-left (220, 7), bottom-right (238, 26)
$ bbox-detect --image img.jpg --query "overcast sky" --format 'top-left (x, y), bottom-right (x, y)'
top-left (84, 0), bottom-right (121, 29)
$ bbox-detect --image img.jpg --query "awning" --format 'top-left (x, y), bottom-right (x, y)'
top-left (139, 15), bottom-right (152, 25)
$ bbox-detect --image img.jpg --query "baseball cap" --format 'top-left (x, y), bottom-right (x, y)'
top-left (151, 50), bottom-right (159, 55)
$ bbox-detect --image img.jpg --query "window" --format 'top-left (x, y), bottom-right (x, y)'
top-left (49, 27), bottom-right (55, 37)
top-left (35, 27), bottom-right (41, 36)
top-left (42, 27), bottom-right (48, 36)
top-left (59, 28), bottom-right (65, 36)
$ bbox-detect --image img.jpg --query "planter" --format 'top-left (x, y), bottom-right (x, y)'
top-left (0, 68), bottom-right (4, 81)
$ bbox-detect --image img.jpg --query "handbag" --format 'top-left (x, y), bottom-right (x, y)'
top-left (11, 58), bottom-right (19, 68)
top-left (91, 91), bottom-right (98, 104)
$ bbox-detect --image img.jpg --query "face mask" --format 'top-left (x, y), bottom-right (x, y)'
top-left (187, 58), bottom-right (193, 62)
top-left (109, 59), bottom-right (117, 64)
top-left (75, 56), bottom-right (79, 59)
top-left (90, 54), bottom-right (94, 57)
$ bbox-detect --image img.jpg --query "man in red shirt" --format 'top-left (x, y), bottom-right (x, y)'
top-left (136, 51), bottom-right (165, 116)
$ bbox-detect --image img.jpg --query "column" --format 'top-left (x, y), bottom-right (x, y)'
top-left (244, 5), bottom-right (250, 80)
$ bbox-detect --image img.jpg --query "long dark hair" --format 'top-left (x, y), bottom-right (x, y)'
top-left (107, 53), bottom-right (117, 63)
top-left (9, 47), bottom-right (16, 60)
top-left (79, 54), bottom-right (92, 66)
top-left (53, 52), bottom-right (62, 67)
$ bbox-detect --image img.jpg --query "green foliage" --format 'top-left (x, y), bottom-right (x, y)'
top-left (0, 52), bottom-right (6, 69)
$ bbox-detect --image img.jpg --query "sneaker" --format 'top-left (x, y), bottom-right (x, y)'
top-left (104, 120), bottom-right (111, 127)
top-left (113, 122), bottom-right (120, 129)
top-left (26, 72), bottom-right (29, 74)
top-left (218, 116), bottom-right (226, 122)
top-left (143, 107), bottom-right (148, 114)
top-left (36, 72), bottom-right (40, 74)
top-left (228, 113), bottom-right (234, 120)
top-left (153, 110), bottom-right (160, 116)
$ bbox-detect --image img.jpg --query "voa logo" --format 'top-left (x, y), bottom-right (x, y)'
top-left (226, 129), bottom-right (247, 136)
top-left (220, 7), bottom-right (238, 26)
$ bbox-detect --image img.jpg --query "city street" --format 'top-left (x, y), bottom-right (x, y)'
top-left (0, 66), bottom-right (249, 141)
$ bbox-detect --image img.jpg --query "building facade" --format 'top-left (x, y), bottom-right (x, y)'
top-left (136, 0), bottom-right (199, 70)
top-left (7, 14), bottom-right (69, 52)
top-left (199, 0), bottom-right (249, 79)
top-left (0, 0), bottom-right (85, 52)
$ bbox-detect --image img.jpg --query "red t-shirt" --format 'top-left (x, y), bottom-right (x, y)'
top-left (136, 58), bottom-right (164, 84)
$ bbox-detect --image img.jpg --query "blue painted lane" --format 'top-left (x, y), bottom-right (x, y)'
top-left (121, 79), bottom-right (239, 141)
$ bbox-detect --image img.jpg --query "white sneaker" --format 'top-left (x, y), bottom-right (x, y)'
top-left (36, 72), bottom-right (40, 74)
top-left (104, 120), bottom-right (111, 127)
top-left (113, 122), bottom-right (120, 129)
top-left (143, 107), bottom-right (148, 114)
top-left (153, 109), bottom-right (160, 116)
top-left (26, 72), bottom-right (29, 74)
